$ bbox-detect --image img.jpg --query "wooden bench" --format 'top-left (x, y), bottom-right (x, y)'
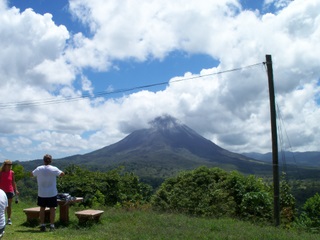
top-left (23, 207), bottom-right (50, 223)
top-left (75, 209), bottom-right (104, 223)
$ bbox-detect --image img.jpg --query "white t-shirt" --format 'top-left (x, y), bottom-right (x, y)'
top-left (32, 165), bottom-right (63, 198)
top-left (0, 189), bottom-right (8, 228)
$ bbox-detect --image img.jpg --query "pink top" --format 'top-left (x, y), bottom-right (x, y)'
top-left (0, 170), bottom-right (14, 193)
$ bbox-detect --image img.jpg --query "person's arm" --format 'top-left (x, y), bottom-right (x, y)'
top-left (31, 167), bottom-right (37, 177)
top-left (59, 172), bottom-right (65, 177)
top-left (12, 172), bottom-right (19, 195)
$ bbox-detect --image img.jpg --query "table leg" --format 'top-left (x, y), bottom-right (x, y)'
top-left (59, 204), bottom-right (70, 223)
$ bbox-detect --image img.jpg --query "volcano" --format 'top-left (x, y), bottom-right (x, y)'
top-left (19, 115), bottom-right (271, 184)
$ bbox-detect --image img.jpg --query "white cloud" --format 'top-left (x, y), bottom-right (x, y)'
top-left (0, 7), bottom-right (69, 82)
top-left (0, 0), bottom-right (320, 160)
top-left (67, 0), bottom-right (243, 66)
top-left (264, 0), bottom-right (292, 10)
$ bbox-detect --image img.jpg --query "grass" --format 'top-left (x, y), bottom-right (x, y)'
top-left (4, 200), bottom-right (319, 240)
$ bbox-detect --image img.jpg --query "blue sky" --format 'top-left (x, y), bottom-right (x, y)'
top-left (1, 0), bottom-right (320, 161)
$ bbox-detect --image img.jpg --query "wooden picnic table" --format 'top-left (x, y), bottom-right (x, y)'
top-left (57, 197), bottom-right (83, 223)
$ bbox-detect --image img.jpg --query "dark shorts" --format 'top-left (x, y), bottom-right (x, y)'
top-left (37, 196), bottom-right (58, 208)
top-left (5, 192), bottom-right (14, 199)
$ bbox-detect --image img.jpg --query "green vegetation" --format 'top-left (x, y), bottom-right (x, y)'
top-left (296, 193), bottom-right (320, 232)
top-left (57, 165), bottom-right (152, 207)
top-left (5, 201), bottom-right (320, 240)
top-left (151, 167), bottom-right (295, 223)
top-left (14, 164), bottom-right (320, 238)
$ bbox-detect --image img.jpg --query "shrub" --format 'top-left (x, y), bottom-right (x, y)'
top-left (296, 193), bottom-right (320, 232)
top-left (152, 167), bottom-right (235, 217)
top-left (225, 171), bottom-right (272, 221)
top-left (279, 174), bottom-right (296, 225)
top-left (152, 166), bottom-right (275, 221)
top-left (239, 191), bottom-right (272, 221)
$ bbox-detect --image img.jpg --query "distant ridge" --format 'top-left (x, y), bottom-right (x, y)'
top-left (242, 151), bottom-right (320, 168)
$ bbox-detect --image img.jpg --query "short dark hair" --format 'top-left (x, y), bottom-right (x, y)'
top-left (43, 154), bottom-right (52, 165)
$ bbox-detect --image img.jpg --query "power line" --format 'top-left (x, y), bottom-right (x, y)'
top-left (0, 62), bottom-right (264, 109)
top-left (276, 104), bottom-right (301, 180)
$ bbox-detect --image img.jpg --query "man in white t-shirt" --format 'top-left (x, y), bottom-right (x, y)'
top-left (32, 154), bottom-right (65, 232)
top-left (0, 189), bottom-right (8, 238)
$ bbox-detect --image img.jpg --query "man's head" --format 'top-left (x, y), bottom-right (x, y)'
top-left (43, 154), bottom-right (52, 165)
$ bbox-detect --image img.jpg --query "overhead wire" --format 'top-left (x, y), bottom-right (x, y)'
top-left (277, 104), bottom-right (288, 176)
top-left (0, 62), bottom-right (264, 109)
top-left (276, 104), bottom-right (301, 180)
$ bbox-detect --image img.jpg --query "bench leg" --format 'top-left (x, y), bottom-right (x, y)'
top-left (25, 211), bottom-right (50, 225)
top-left (77, 215), bottom-right (101, 224)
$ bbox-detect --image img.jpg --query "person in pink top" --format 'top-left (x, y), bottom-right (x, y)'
top-left (0, 160), bottom-right (19, 225)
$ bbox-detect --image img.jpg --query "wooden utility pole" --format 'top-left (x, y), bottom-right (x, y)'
top-left (266, 54), bottom-right (280, 226)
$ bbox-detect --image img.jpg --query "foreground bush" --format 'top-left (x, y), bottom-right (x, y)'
top-left (152, 166), bottom-right (273, 221)
top-left (295, 193), bottom-right (320, 232)
top-left (225, 171), bottom-right (272, 221)
top-left (152, 167), bottom-right (235, 217)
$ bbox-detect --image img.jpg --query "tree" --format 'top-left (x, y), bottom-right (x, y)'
top-left (152, 166), bottom-right (274, 221)
top-left (57, 165), bottom-right (152, 207)
top-left (12, 163), bottom-right (25, 182)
